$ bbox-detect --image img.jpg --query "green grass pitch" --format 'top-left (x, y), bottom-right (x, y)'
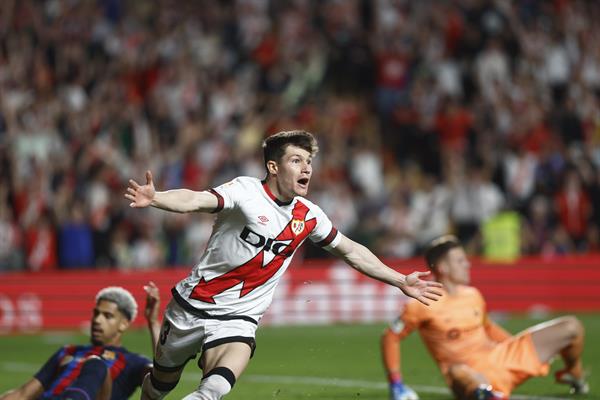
top-left (0, 314), bottom-right (598, 399)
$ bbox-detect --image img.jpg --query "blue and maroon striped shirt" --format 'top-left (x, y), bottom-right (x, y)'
top-left (35, 344), bottom-right (150, 399)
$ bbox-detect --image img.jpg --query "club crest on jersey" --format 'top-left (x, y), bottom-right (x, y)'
top-left (291, 219), bottom-right (305, 235)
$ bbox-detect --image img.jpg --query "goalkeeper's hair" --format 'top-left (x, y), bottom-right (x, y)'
top-left (424, 235), bottom-right (462, 271)
top-left (96, 286), bottom-right (138, 322)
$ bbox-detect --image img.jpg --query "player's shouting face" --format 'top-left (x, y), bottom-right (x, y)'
top-left (269, 145), bottom-right (313, 200)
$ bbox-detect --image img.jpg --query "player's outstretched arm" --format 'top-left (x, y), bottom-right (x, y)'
top-left (125, 170), bottom-right (218, 213)
top-left (0, 378), bottom-right (44, 400)
top-left (143, 281), bottom-right (161, 356)
top-left (328, 234), bottom-right (443, 305)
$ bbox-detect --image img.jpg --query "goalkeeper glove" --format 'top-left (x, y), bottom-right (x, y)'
top-left (390, 381), bottom-right (419, 400)
top-left (473, 384), bottom-right (507, 400)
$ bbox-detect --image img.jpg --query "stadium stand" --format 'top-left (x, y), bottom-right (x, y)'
top-left (1, 0), bottom-right (600, 271)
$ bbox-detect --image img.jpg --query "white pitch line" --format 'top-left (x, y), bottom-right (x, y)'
top-left (1, 363), bottom-right (571, 400)
top-left (222, 374), bottom-right (570, 400)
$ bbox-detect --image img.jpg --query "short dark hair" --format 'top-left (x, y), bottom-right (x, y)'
top-left (424, 235), bottom-right (462, 271)
top-left (262, 130), bottom-right (319, 172)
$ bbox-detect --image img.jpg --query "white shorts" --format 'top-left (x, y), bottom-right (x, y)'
top-left (154, 299), bottom-right (258, 371)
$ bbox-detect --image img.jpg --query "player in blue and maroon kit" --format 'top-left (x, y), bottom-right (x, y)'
top-left (0, 283), bottom-right (161, 400)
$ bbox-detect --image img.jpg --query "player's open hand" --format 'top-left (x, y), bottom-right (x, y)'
top-left (125, 170), bottom-right (155, 208)
top-left (400, 271), bottom-right (443, 306)
top-left (143, 281), bottom-right (160, 324)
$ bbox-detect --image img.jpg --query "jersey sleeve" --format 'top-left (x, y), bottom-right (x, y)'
top-left (33, 347), bottom-right (63, 388)
top-left (389, 300), bottom-right (423, 340)
top-left (209, 178), bottom-right (246, 212)
top-left (129, 354), bottom-right (152, 387)
top-left (307, 203), bottom-right (341, 250)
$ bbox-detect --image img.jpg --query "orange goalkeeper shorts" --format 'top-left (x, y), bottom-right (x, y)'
top-left (469, 332), bottom-right (550, 396)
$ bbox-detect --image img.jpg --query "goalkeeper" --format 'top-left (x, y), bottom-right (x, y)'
top-left (381, 235), bottom-right (588, 400)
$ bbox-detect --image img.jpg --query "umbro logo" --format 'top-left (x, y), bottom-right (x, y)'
top-left (258, 215), bottom-right (269, 224)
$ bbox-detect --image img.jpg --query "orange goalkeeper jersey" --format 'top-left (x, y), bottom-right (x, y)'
top-left (392, 286), bottom-right (498, 375)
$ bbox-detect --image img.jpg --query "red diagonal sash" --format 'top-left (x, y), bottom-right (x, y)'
top-left (191, 201), bottom-right (316, 303)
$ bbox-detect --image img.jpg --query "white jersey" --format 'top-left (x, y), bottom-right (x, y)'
top-left (172, 176), bottom-right (341, 324)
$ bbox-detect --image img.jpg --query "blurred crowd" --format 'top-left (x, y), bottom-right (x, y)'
top-left (1, 0), bottom-right (600, 271)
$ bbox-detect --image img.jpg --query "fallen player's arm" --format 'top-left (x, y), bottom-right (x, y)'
top-left (382, 326), bottom-right (405, 381)
top-left (381, 321), bottom-right (420, 399)
top-left (0, 378), bottom-right (44, 400)
top-left (144, 281), bottom-right (161, 355)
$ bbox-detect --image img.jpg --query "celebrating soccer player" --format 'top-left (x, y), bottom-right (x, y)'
top-left (381, 235), bottom-right (588, 400)
top-left (125, 130), bottom-right (443, 400)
